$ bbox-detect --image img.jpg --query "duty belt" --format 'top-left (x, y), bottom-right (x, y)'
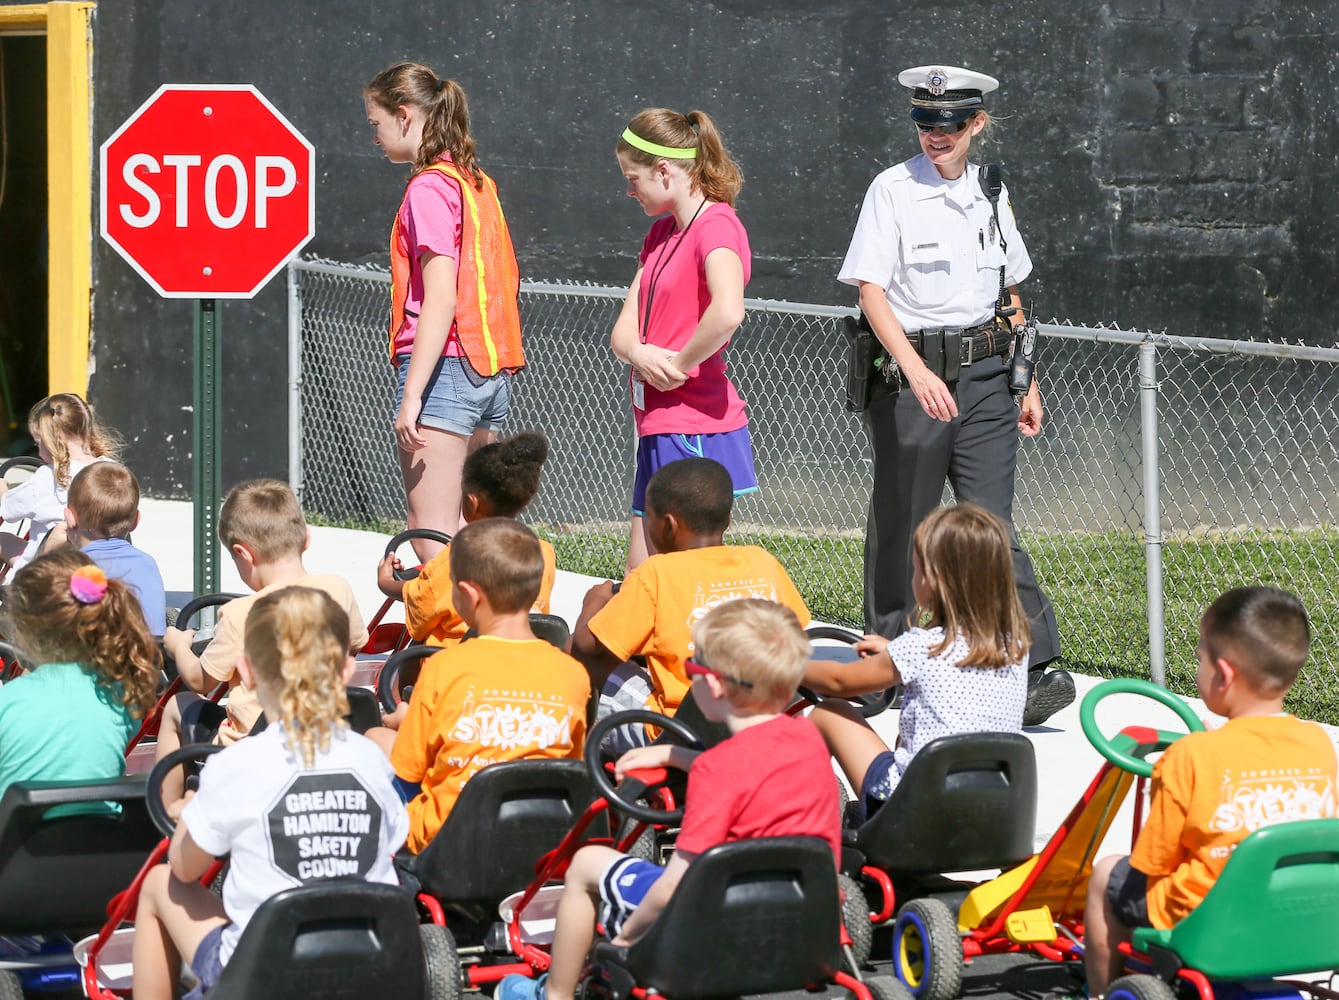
top-left (905, 321), bottom-right (1009, 370)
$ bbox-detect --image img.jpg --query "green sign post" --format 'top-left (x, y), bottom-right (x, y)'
top-left (193, 299), bottom-right (221, 596)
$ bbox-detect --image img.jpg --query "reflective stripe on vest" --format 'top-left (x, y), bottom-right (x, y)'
top-left (388, 162), bottom-right (524, 377)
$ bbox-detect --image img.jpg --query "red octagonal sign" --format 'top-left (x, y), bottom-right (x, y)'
top-left (100, 85), bottom-right (315, 299)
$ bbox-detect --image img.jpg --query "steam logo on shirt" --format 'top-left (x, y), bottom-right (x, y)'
top-left (267, 772), bottom-right (384, 882)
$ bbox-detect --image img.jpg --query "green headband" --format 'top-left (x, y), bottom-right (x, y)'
top-left (621, 127), bottom-right (697, 159)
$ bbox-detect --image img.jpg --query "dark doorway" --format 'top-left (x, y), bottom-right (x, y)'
top-left (0, 35), bottom-right (47, 455)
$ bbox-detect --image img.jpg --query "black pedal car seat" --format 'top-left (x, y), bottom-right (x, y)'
top-left (854, 732), bottom-right (1037, 876)
top-left (0, 776), bottom-right (159, 934)
top-left (593, 836), bottom-right (840, 1000)
top-left (345, 686), bottom-right (382, 733)
top-left (528, 612), bottom-right (571, 649)
top-left (413, 759), bottom-right (605, 911)
top-left (207, 883), bottom-right (423, 1000)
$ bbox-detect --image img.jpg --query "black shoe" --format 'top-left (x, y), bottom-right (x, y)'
top-left (1023, 668), bottom-right (1076, 727)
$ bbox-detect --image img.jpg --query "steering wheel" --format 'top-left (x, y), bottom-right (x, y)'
top-left (376, 643), bottom-right (441, 714)
top-left (163, 592), bottom-right (245, 677)
top-left (584, 709), bottom-right (704, 826)
top-left (1079, 677), bottom-right (1205, 778)
top-left (384, 528), bottom-right (453, 582)
top-left (805, 625), bottom-right (897, 719)
top-left (147, 743), bottom-right (227, 836)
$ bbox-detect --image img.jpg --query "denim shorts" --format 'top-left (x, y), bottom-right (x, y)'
top-left (183, 922), bottom-right (227, 1000)
top-left (630, 426), bottom-right (758, 516)
top-left (394, 354), bottom-right (511, 436)
top-left (859, 749), bottom-right (900, 821)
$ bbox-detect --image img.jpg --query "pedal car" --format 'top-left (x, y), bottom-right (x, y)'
top-left (362, 527), bottom-right (454, 657)
top-left (0, 772), bottom-right (159, 996)
top-left (842, 677), bottom-right (1203, 1000)
top-left (580, 709), bottom-right (907, 1000)
top-left (78, 743), bottom-right (426, 1000)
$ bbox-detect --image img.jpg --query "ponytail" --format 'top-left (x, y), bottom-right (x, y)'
top-left (244, 587), bottom-right (350, 768)
top-left (364, 62), bottom-right (484, 189)
top-left (461, 430), bottom-right (549, 517)
top-left (1, 549), bottom-right (159, 719)
top-left (616, 107), bottom-right (744, 207)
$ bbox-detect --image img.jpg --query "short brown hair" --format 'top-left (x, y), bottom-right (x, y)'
top-left (645, 458), bottom-right (733, 534)
top-left (690, 598), bottom-right (810, 712)
top-left (218, 479), bottom-right (307, 562)
top-left (448, 518), bottom-right (544, 614)
top-left (67, 462), bottom-right (140, 539)
top-left (1200, 586), bottom-right (1310, 695)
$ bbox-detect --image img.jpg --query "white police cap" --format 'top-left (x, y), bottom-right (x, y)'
top-left (898, 65), bottom-right (1000, 125)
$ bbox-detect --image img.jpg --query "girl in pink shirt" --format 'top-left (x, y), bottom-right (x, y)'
top-left (363, 62), bottom-right (521, 563)
top-left (611, 108), bottom-right (757, 571)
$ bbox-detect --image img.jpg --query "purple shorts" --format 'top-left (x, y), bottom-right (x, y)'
top-left (599, 856), bottom-right (665, 938)
top-left (630, 427), bottom-right (758, 516)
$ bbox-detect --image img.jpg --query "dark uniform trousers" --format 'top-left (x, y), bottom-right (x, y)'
top-left (861, 354), bottom-right (1061, 668)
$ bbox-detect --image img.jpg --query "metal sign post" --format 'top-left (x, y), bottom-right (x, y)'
top-left (193, 299), bottom-right (221, 596)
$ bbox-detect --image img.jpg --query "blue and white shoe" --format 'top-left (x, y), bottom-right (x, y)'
top-left (496, 972), bottom-right (546, 1000)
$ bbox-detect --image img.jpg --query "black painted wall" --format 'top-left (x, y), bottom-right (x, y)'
top-left (29, 0), bottom-right (1339, 494)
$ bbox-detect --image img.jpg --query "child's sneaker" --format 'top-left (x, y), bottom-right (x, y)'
top-left (496, 972), bottom-right (546, 1000)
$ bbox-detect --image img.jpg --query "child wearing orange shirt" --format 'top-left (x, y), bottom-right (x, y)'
top-left (571, 458), bottom-right (809, 753)
top-left (372, 518), bottom-right (589, 854)
top-left (377, 431), bottom-right (556, 648)
top-left (1084, 586), bottom-right (1337, 996)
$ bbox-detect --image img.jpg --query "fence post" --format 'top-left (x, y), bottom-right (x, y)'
top-left (1139, 338), bottom-right (1166, 686)
top-left (287, 262), bottom-right (303, 502)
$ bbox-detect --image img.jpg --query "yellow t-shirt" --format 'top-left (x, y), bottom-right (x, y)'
top-left (587, 545), bottom-right (810, 716)
top-left (1131, 713), bottom-right (1338, 928)
top-left (402, 538), bottom-right (558, 647)
top-left (390, 635), bottom-right (590, 853)
top-left (198, 573), bottom-right (369, 745)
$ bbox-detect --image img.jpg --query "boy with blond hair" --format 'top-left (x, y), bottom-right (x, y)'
top-left (156, 479), bottom-right (368, 805)
top-left (64, 462), bottom-right (167, 635)
top-left (1084, 586), bottom-right (1337, 996)
top-left (372, 518), bottom-right (590, 854)
top-left (498, 598), bottom-right (840, 1000)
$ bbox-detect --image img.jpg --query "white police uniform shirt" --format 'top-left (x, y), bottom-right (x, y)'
top-left (180, 723), bottom-right (409, 965)
top-left (838, 155), bottom-right (1033, 333)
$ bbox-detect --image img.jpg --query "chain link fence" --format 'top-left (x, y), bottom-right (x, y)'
top-left (288, 258), bottom-right (1339, 720)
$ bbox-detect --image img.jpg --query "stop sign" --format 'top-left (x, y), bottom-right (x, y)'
top-left (100, 85), bottom-right (315, 298)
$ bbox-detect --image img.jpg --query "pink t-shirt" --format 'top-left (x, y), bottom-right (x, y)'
top-left (632, 202), bottom-right (751, 437)
top-left (674, 714), bottom-right (841, 864)
top-left (391, 164), bottom-right (464, 359)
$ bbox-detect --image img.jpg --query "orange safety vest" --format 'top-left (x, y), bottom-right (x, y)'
top-left (389, 161), bottom-right (524, 377)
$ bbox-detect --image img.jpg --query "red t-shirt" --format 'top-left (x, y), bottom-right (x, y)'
top-left (674, 714), bottom-right (841, 864)
top-left (632, 202), bottom-right (751, 437)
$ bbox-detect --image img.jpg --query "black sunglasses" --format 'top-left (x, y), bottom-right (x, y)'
top-left (915, 120), bottom-right (970, 135)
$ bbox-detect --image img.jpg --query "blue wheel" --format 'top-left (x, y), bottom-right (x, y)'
top-left (1106, 974), bottom-right (1177, 1000)
top-left (893, 898), bottom-right (961, 1000)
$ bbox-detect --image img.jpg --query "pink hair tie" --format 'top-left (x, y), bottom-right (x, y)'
top-left (70, 565), bottom-right (109, 604)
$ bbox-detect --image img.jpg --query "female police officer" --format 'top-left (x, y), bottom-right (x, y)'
top-left (838, 65), bottom-right (1071, 726)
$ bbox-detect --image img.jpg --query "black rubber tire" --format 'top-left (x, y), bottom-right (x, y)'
top-left (893, 897), bottom-right (962, 1000)
top-left (0, 970), bottom-right (23, 1000)
top-left (1106, 975), bottom-right (1178, 1000)
top-left (839, 872), bottom-right (874, 969)
top-left (420, 922), bottom-right (462, 1000)
top-left (863, 974), bottom-right (917, 1000)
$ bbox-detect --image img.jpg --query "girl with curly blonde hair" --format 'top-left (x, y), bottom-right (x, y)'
top-left (133, 586), bottom-right (408, 1000)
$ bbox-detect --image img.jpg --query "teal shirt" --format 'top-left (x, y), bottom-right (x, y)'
top-left (0, 661), bottom-right (134, 799)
